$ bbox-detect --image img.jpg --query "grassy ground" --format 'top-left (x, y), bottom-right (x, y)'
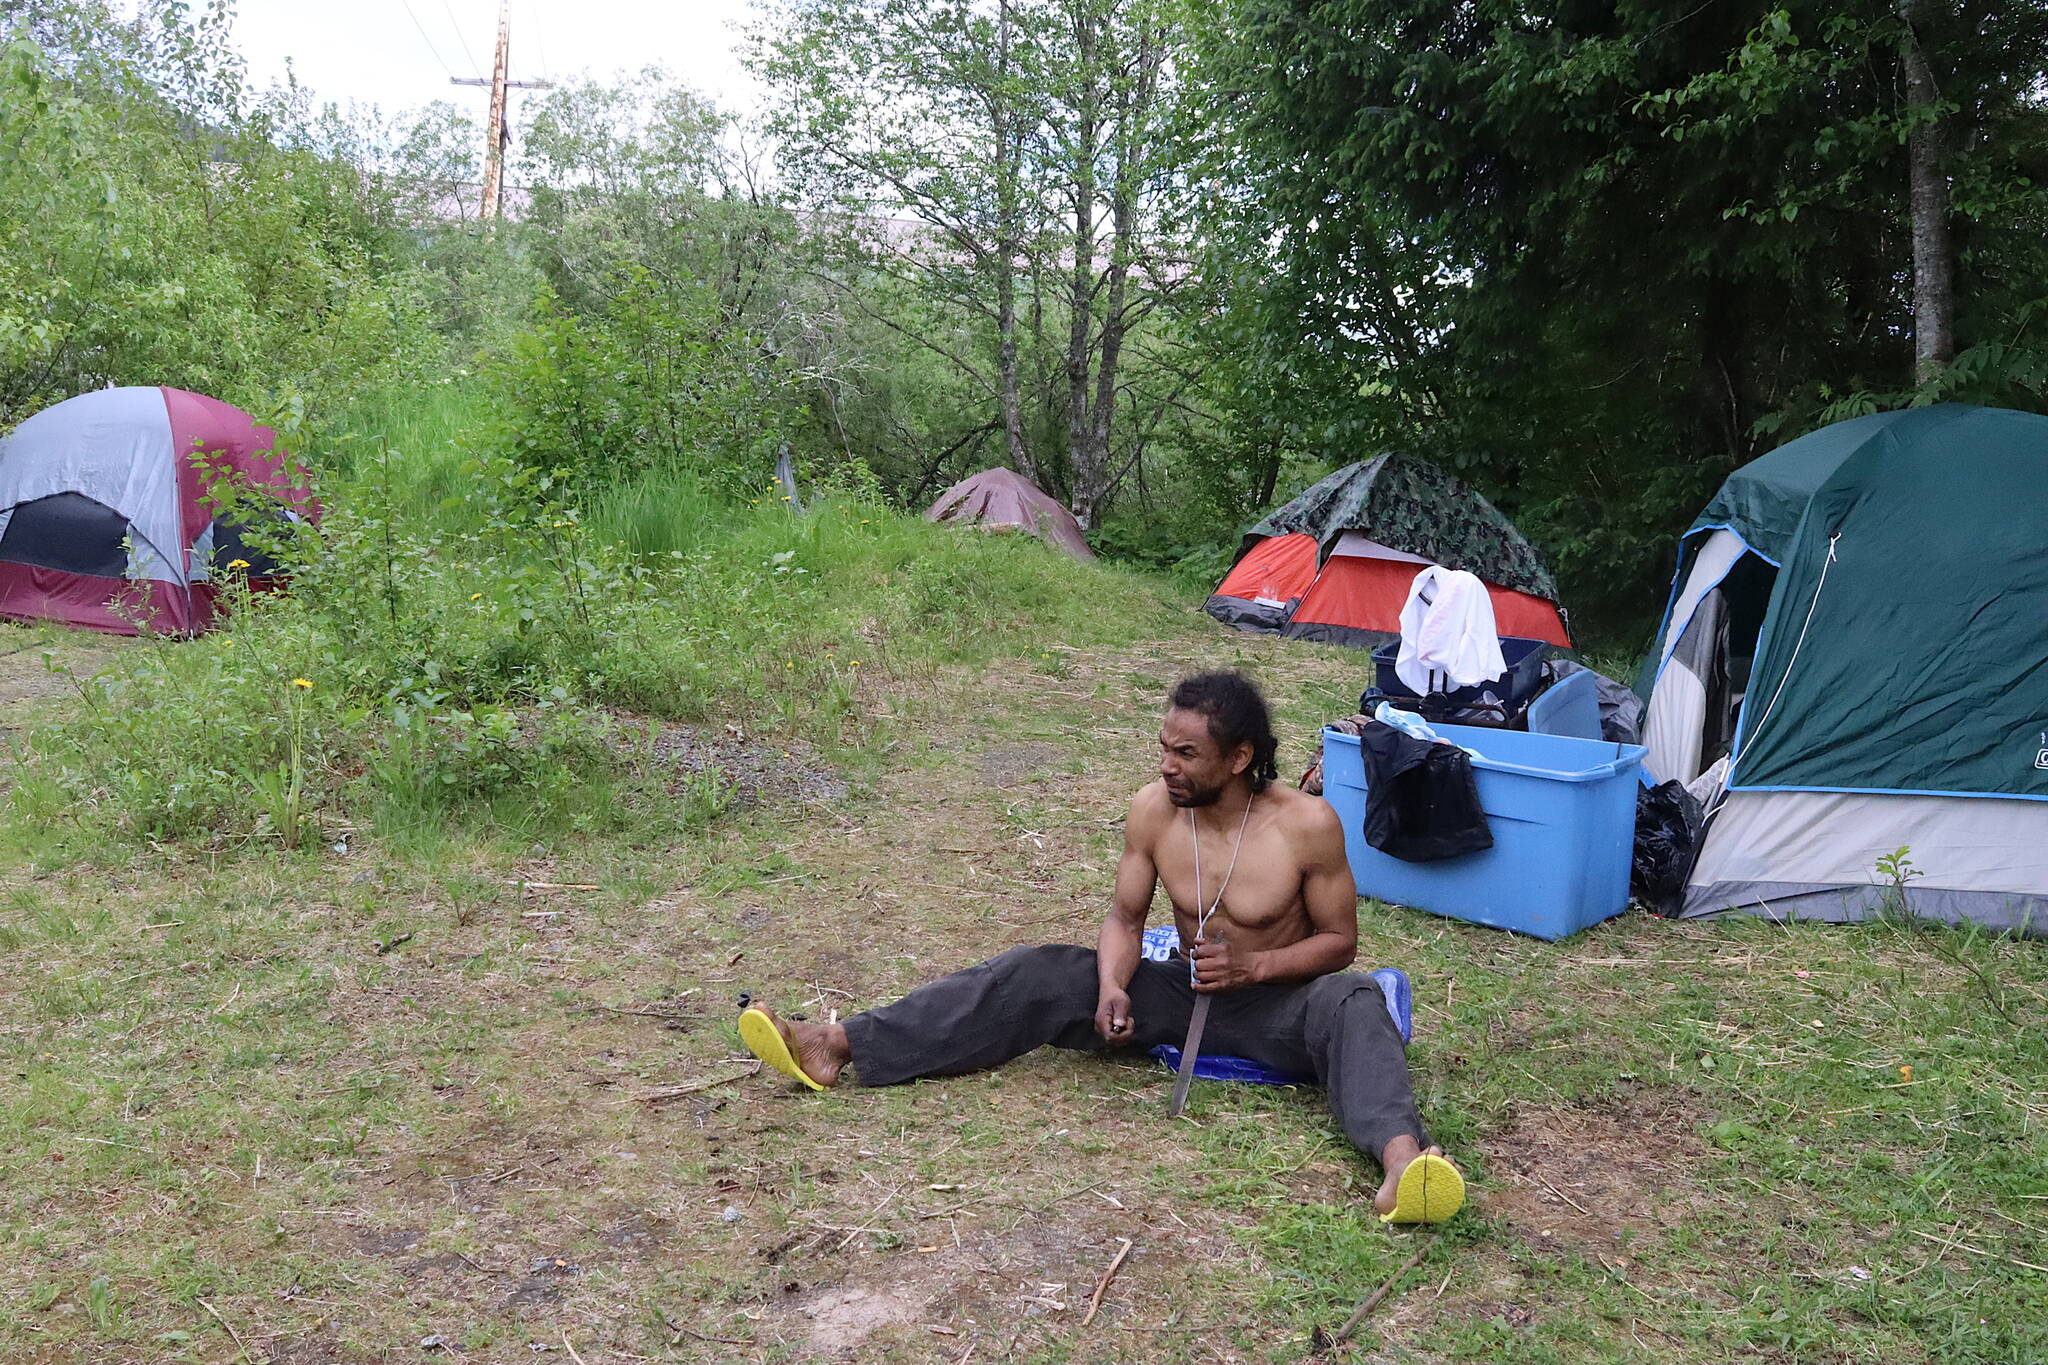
top-left (5, 593), bottom-right (2047, 1364)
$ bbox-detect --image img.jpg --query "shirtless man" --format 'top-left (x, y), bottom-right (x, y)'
top-left (739, 671), bottom-right (1463, 1222)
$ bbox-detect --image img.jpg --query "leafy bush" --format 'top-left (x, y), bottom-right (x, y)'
top-left (5, 384), bottom-right (1169, 852)
top-left (0, 5), bottom-right (443, 427)
top-left (483, 277), bottom-right (797, 499)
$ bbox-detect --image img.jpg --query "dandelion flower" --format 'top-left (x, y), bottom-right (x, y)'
top-left (470, 592), bottom-right (484, 601)
top-left (228, 558), bottom-right (251, 570)
top-left (291, 678), bottom-right (313, 690)
top-left (782, 495), bottom-right (792, 501)
top-left (552, 520), bottom-right (572, 528)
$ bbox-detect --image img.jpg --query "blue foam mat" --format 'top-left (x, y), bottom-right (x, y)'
top-left (1137, 926), bottom-right (1411, 1086)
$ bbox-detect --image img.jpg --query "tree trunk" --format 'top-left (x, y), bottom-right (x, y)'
top-left (1063, 5), bottom-right (1100, 526)
top-left (994, 0), bottom-right (1035, 483)
top-left (1899, 0), bottom-right (1954, 384)
top-left (1072, 23), bottom-right (1159, 529)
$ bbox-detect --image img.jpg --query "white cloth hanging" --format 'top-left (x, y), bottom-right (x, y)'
top-left (1395, 566), bottom-right (1505, 693)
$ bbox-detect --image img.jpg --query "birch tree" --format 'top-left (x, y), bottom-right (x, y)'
top-left (753, 0), bottom-right (1191, 525)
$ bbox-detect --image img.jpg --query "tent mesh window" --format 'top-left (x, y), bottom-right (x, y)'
top-left (1716, 554), bottom-right (1778, 757)
top-left (205, 514), bottom-right (287, 578)
top-left (0, 492), bottom-right (131, 578)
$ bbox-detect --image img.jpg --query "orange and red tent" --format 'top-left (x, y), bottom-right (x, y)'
top-left (1205, 455), bottom-right (1570, 649)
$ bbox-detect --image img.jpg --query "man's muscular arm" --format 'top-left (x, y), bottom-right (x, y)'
top-left (1094, 787), bottom-right (1164, 1041)
top-left (1192, 797), bottom-right (1357, 990)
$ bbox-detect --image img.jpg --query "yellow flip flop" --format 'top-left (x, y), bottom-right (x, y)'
top-left (738, 1007), bottom-right (826, 1092)
top-left (1380, 1152), bottom-right (1465, 1224)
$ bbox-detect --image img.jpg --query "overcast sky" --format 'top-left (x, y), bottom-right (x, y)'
top-left (226, 0), bottom-right (767, 120)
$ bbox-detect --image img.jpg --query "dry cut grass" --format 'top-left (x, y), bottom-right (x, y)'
top-left (3, 620), bottom-right (2045, 1365)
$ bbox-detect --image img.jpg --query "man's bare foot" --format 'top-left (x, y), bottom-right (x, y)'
top-left (1374, 1136), bottom-right (1452, 1215)
top-left (754, 1006), bottom-right (851, 1088)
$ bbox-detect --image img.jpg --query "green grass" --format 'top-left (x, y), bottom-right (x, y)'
top-left (4, 627), bottom-right (2046, 1362)
top-left (2, 387), bottom-right (2044, 1363)
top-left (3, 381), bottom-right (1184, 857)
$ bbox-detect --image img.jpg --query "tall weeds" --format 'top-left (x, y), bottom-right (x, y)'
top-left (3, 384), bottom-right (1172, 853)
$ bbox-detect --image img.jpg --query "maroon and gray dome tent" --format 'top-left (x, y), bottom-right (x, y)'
top-left (924, 467), bottom-right (1094, 560)
top-left (0, 387), bottom-right (318, 636)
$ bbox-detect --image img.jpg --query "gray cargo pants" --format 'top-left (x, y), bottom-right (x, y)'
top-left (840, 944), bottom-right (1427, 1160)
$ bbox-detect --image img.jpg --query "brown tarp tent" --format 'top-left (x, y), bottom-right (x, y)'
top-left (924, 467), bottom-right (1094, 560)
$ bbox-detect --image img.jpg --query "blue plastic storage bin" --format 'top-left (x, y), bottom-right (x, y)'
top-left (1321, 724), bottom-right (1646, 940)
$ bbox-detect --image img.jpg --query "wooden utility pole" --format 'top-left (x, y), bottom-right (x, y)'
top-left (450, 0), bottom-right (549, 221)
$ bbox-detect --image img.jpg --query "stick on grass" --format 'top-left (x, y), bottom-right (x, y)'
top-left (1081, 1238), bottom-right (1134, 1326)
top-left (1332, 1245), bottom-right (1429, 1345)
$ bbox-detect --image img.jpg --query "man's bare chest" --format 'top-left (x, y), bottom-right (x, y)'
top-left (1154, 823), bottom-right (1305, 931)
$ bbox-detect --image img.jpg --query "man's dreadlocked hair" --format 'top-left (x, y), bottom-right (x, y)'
top-left (1169, 671), bottom-right (1280, 793)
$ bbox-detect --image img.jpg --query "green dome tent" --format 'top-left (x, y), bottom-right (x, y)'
top-left (1641, 404), bottom-right (2048, 933)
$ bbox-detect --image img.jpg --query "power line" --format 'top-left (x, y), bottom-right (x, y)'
top-left (441, 0), bottom-right (484, 80)
top-left (394, 0), bottom-right (458, 81)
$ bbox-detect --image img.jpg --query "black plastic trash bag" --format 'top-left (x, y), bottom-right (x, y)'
top-left (1358, 721), bottom-right (1493, 862)
top-left (1632, 780), bottom-right (1703, 916)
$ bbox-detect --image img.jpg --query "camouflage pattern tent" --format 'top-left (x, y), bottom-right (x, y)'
top-left (1205, 455), bottom-right (1571, 648)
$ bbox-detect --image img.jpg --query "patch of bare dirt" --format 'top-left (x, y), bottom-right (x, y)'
top-left (978, 742), bottom-right (1066, 789)
top-left (0, 631), bottom-right (128, 712)
top-left (769, 1213), bottom-right (1153, 1359)
top-left (641, 720), bottom-right (848, 806)
top-left (1477, 1088), bottom-right (1711, 1258)
top-left (353, 1225), bottom-right (423, 1256)
top-left (797, 1284), bottom-right (928, 1352)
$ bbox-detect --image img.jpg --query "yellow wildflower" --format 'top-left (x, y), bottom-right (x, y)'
top-left (470, 592), bottom-right (484, 601)
top-left (552, 520), bottom-right (572, 528)
top-left (227, 558), bottom-right (251, 570)
top-left (291, 678), bottom-right (313, 690)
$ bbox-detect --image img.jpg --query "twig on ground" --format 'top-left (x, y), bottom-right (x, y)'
top-left (633, 1061), bottom-right (761, 1103)
top-left (455, 1250), bottom-right (508, 1274)
top-left (579, 1004), bottom-right (709, 1020)
top-left (671, 1323), bottom-right (750, 1345)
top-left (1332, 1245), bottom-right (1430, 1345)
top-left (1081, 1238), bottom-right (1134, 1326)
top-left (836, 1183), bottom-right (908, 1250)
top-left (1531, 1173), bottom-right (1591, 1215)
top-left (1905, 1227), bottom-right (2048, 1273)
top-left (1029, 1180), bottom-right (1103, 1212)
top-left (512, 880), bottom-right (603, 891)
top-left (561, 1330), bottom-right (587, 1364)
top-left (197, 1299), bottom-right (249, 1359)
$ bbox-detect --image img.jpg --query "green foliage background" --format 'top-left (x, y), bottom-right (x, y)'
top-left (4, 0), bottom-right (2047, 661)
top-left (1193, 0), bottom-right (2048, 632)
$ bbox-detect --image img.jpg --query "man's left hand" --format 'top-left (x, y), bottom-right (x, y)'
top-left (1190, 937), bottom-right (1262, 992)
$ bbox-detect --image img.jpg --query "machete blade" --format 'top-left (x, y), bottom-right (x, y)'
top-left (1166, 993), bottom-right (1211, 1118)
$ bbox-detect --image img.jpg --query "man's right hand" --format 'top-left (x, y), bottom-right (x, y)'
top-left (1094, 987), bottom-right (1134, 1043)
